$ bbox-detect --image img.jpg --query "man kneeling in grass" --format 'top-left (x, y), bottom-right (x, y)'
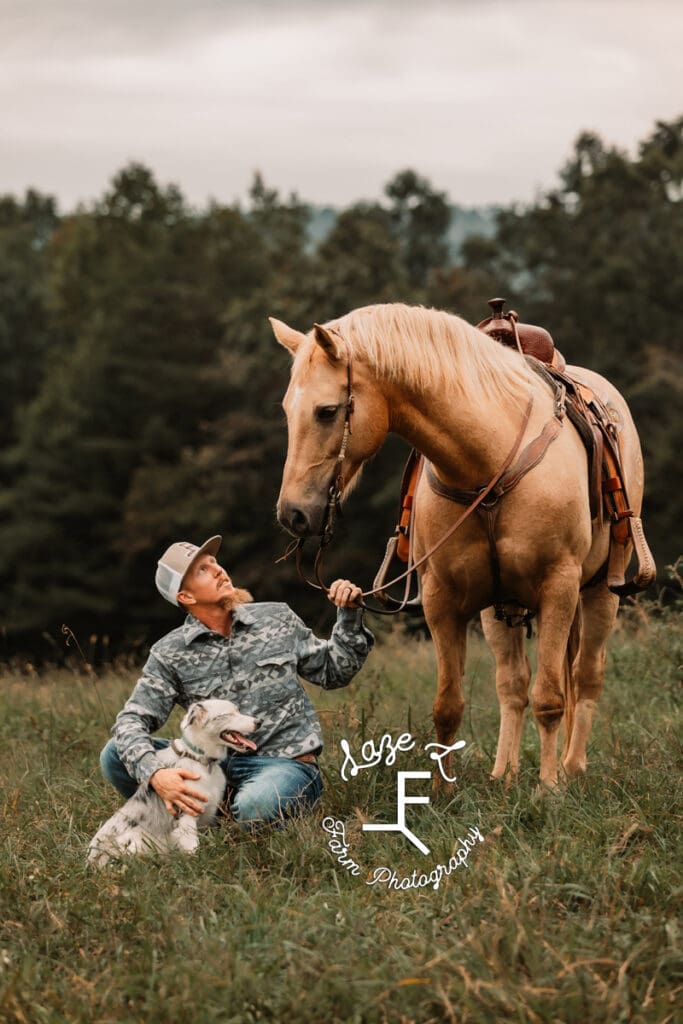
top-left (99, 534), bottom-right (373, 826)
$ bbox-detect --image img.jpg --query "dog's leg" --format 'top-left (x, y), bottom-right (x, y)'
top-left (172, 814), bottom-right (200, 854)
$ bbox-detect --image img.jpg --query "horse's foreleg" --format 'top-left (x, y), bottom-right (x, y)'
top-left (533, 568), bottom-right (581, 788)
top-left (423, 583), bottom-right (468, 794)
top-left (563, 585), bottom-right (618, 777)
top-left (481, 608), bottom-right (531, 780)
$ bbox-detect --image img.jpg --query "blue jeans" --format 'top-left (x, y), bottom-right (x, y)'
top-left (99, 739), bottom-right (323, 826)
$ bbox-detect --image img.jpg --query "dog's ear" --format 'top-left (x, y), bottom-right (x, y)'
top-left (186, 702), bottom-right (207, 726)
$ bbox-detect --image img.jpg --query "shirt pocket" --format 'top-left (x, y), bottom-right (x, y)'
top-left (182, 675), bottom-right (226, 701)
top-left (253, 652), bottom-right (298, 683)
top-left (255, 652), bottom-right (295, 667)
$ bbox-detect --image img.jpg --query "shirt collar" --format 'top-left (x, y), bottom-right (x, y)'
top-left (182, 604), bottom-right (256, 645)
top-left (233, 603), bottom-right (256, 626)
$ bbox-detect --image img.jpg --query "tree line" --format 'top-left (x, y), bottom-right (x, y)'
top-left (1, 117), bottom-right (680, 661)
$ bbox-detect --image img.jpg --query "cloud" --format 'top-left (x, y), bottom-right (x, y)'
top-left (0, 1), bottom-right (680, 208)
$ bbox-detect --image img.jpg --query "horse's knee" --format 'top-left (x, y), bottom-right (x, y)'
top-left (433, 696), bottom-right (464, 736)
top-left (531, 693), bottom-right (564, 729)
top-left (496, 662), bottom-right (531, 710)
top-left (498, 690), bottom-right (529, 715)
top-left (575, 650), bottom-right (606, 703)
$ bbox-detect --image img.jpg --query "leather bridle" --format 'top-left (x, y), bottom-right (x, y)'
top-left (318, 333), bottom-right (355, 550)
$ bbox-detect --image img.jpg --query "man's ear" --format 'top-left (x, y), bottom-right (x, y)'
top-left (313, 323), bottom-right (342, 363)
top-left (176, 589), bottom-right (196, 607)
top-left (269, 317), bottom-right (306, 356)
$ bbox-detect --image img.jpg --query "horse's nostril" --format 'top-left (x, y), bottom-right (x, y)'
top-left (291, 508), bottom-right (308, 532)
top-left (278, 502), bottom-right (311, 537)
top-left (290, 509), bottom-right (307, 532)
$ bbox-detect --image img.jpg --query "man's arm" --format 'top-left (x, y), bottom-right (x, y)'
top-left (112, 651), bottom-right (179, 784)
top-left (113, 651), bottom-right (209, 816)
top-left (291, 580), bottom-right (375, 690)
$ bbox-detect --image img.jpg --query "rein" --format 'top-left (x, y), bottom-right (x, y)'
top-left (285, 340), bottom-right (536, 615)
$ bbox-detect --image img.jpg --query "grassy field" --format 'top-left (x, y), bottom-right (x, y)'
top-left (1, 602), bottom-right (681, 1024)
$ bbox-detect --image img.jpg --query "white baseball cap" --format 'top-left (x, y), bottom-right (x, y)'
top-left (155, 535), bottom-right (222, 606)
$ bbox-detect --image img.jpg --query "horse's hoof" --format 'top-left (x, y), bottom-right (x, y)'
top-left (490, 768), bottom-right (519, 789)
top-left (431, 777), bottom-right (456, 799)
top-left (533, 778), bottom-right (562, 800)
top-left (562, 756), bottom-right (587, 778)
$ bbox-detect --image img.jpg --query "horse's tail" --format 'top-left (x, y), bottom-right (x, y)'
top-left (561, 603), bottom-right (583, 761)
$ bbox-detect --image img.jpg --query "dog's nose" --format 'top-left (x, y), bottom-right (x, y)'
top-left (253, 719), bottom-right (262, 730)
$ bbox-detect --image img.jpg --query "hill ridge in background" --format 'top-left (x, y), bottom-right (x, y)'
top-left (307, 203), bottom-right (498, 258)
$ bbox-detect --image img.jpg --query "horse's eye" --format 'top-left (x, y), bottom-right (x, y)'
top-left (315, 405), bottom-right (339, 423)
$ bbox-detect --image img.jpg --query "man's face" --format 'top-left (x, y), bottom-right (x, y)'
top-left (177, 554), bottom-right (252, 611)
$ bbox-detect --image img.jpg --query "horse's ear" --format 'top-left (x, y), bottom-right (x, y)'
top-left (269, 317), bottom-right (305, 356)
top-left (313, 323), bottom-right (341, 363)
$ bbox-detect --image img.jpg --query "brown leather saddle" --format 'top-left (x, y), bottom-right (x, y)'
top-left (388, 299), bottom-right (656, 612)
top-left (478, 297), bottom-right (568, 373)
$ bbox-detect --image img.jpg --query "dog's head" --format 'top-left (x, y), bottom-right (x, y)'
top-left (182, 699), bottom-right (261, 755)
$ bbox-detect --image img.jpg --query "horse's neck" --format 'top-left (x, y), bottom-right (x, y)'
top-left (386, 381), bottom-right (526, 489)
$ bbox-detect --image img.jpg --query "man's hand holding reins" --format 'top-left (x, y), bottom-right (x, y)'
top-left (328, 578), bottom-right (362, 608)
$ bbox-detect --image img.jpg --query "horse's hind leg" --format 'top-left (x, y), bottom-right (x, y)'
top-left (481, 608), bottom-right (531, 779)
top-left (563, 585), bottom-right (619, 777)
top-left (533, 567), bottom-right (582, 788)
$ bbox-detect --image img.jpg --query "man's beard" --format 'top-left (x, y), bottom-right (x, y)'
top-left (219, 587), bottom-right (254, 611)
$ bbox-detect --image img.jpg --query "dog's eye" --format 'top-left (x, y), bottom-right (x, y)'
top-left (315, 404), bottom-right (339, 423)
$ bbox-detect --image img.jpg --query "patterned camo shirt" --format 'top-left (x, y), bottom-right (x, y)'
top-left (113, 602), bottom-right (374, 783)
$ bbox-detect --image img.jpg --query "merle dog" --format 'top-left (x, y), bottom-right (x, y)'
top-left (88, 699), bottom-right (260, 866)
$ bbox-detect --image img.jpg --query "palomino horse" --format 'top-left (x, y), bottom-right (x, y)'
top-left (270, 304), bottom-right (646, 789)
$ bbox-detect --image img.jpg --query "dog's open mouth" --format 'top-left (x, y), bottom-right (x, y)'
top-left (221, 731), bottom-right (257, 753)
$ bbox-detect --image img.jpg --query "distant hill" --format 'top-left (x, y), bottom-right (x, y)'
top-left (306, 204), bottom-right (498, 258)
top-left (306, 206), bottom-right (339, 247)
top-left (446, 205), bottom-right (498, 257)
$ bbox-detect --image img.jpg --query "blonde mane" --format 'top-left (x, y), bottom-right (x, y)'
top-left (330, 303), bottom-right (530, 402)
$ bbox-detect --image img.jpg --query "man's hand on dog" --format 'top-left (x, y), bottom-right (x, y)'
top-left (150, 768), bottom-right (208, 817)
top-left (328, 578), bottom-right (362, 609)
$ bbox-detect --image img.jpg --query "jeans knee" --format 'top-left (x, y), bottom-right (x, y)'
top-left (99, 738), bottom-right (119, 784)
top-left (231, 770), bottom-right (322, 826)
top-left (98, 738), bottom-right (140, 798)
top-left (232, 788), bottom-right (274, 825)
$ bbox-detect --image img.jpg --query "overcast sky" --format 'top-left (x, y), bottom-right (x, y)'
top-left (1, 0), bottom-right (681, 211)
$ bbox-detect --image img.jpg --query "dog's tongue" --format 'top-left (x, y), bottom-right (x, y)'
top-left (224, 731), bottom-right (257, 751)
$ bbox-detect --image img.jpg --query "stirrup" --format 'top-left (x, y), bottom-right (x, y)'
top-left (608, 516), bottom-right (657, 596)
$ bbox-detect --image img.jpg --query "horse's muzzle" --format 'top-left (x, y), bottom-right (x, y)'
top-left (277, 500), bottom-right (324, 538)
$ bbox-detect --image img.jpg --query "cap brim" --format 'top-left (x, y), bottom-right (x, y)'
top-left (179, 534), bottom-right (222, 589)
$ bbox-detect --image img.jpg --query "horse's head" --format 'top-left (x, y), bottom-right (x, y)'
top-left (270, 316), bottom-right (389, 537)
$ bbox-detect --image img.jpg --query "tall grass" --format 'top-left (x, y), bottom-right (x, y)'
top-left (1, 603), bottom-right (681, 1023)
